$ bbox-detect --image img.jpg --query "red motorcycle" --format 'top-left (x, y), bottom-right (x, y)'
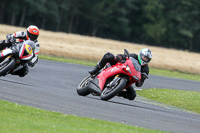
top-left (77, 49), bottom-right (142, 101)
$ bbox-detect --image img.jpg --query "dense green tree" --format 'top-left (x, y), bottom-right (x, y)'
top-left (162, 0), bottom-right (200, 51)
top-left (0, 0), bottom-right (200, 52)
top-left (99, 0), bottom-right (133, 40)
top-left (141, 0), bottom-right (166, 45)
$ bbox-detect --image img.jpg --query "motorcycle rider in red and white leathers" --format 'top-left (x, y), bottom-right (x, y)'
top-left (0, 25), bottom-right (40, 77)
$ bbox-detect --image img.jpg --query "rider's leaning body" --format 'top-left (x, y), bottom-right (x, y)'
top-left (0, 25), bottom-right (40, 77)
top-left (88, 48), bottom-right (153, 100)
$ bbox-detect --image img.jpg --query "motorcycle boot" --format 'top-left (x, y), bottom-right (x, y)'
top-left (0, 40), bottom-right (7, 51)
top-left (88, 63), bottom-right (102, 75)
top-left (88, 52), bottom-right (116, 75)
top-left (0, 40), bottom-right (12, 51)
top-left (117, 86), bottom-right (136, 100)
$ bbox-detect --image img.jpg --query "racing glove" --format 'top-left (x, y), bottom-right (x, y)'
top-left (6, 34), bottom-right (16, 43)
top-left (115, 54), bottom-right (126, 63)
top-left (28, 62), bottom-right (35, 67)
top-left (135, 73), bottom-right (148, 87)
top-left (135, 80), bottom-right (144, 87)
top-left (28, 56), bottom-right (38, 67)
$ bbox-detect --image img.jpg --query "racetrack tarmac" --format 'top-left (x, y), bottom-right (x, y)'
top-left (0, 59), bottom-right (200, 133)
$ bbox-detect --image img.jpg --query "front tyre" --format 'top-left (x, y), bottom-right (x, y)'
top-left (100, 77), bottom-right (127, 101)
top-left (0, 57), bottom-right (16, 76)
top-left (77, 75), bottom-right (91, 96)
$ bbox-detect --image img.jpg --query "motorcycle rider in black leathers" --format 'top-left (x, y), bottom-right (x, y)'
top-left (0, 25), bottom-right (40, 77)
top-left (88, 48), bottom-right (153, 100)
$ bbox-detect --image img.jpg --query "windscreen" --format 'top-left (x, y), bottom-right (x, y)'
top-left (130, 57), bottom-right (141, 72)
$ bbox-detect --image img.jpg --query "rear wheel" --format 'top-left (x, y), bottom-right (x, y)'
top-left (100, 77), bottom-right (127, 101)
top-left (77, 75), bottom-right (91, 96)
top-left (0, 57), bottom-right (16, 76)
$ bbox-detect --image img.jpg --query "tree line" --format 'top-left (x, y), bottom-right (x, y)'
top-left (0, 0), bottom-right (200, 52)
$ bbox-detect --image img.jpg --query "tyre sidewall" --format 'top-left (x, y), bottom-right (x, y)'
top-left (0, 58), bottom-right (16, 76)
top-left (77, 75), bottom-right (91, 96)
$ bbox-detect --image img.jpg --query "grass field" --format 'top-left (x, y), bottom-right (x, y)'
top-left (0, 100), bottom-right (167, 133)
top-left (1, 24), bottom-right (200, 75)
top-left (137, 89), bottom-right (200, 114)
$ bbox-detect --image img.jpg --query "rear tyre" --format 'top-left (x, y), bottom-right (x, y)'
top-left (100, 77), bottom-right (126, 101)
top-left (0, 57), bottom-right (16, 76)
top-left (77, 75), bottom-right (91, 96)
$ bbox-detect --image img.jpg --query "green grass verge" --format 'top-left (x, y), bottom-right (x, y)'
top-left (39, 55), bottom-right (96, 66)
top-left (0, 100), bottom-right (166, 133)
top-left (39, 54), bottom-right (200, 82)
top-left (150, 68), bottom-right (200, 82)
top-left (137, 88), bottom-right (200, 114)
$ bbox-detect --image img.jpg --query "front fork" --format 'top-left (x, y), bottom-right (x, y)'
top-left (107, 74), bottom-right (128, 89)
top-left (107, 74), bottom-right (120, 88)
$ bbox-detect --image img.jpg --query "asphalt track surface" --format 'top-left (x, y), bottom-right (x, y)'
top-left (0, 59), bottom-right (200, 133)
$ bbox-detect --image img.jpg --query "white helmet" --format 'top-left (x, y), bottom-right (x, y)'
top-left (138, 48), bottom-right (152, 66)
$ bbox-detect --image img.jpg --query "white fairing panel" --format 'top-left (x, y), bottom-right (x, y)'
top-left (18, 43), bottom-right (33, 60)
top-left (1, 48), bottom-right (13, 57)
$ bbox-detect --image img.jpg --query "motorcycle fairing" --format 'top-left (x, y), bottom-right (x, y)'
top-left (130, 57), bottom-right (141, 72)
top-left (125, 58), bottom-right (141, 79)
top-left (0, 48), bottom-right (13, 58)
top-left (19, 43), bottom-right (33, 60)
top-left (88, 77), bottom-right (101, 95)
top-left (97, 58), bottom-right (141, 90)
top-left (97, 64), bottom-right (126, 90)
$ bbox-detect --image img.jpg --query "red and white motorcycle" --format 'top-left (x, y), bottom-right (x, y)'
top-left (0, 40), bottom-right (34, 76)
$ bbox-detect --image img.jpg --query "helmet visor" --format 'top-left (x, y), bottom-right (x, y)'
top-left (142, 55), bottom-right (151, 62)
top-left (140, 53), bottom-right (151, 65)
top-left (27, 31), bottom-right (38, 41)
top-left (142, 55), bottom-right (151, 64)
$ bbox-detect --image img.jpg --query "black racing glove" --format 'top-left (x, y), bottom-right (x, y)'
top-left (135, 73), bottom-right (148, 87)
top-left (135, 80), bottom-right (144, 87)
top-left (115, 54), bottom-right (126, 63)
top-left (28, 62), bottom-right (35, 67)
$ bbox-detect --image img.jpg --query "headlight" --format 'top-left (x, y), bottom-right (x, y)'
top-left (132, 76), bottom-right (139, 80)
top-left (126, 64), bottom-right (131, 74)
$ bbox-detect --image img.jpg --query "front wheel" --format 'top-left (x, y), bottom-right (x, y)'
top-left (0, 57), bottom-right (16, 76)
top-left (100, 77), bottom-right (127, 101)
top-left (76, 75), bottom-right (91, 96)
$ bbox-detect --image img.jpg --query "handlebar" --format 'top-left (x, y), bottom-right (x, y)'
top-left (124, 49), bottom-right (129, 59)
